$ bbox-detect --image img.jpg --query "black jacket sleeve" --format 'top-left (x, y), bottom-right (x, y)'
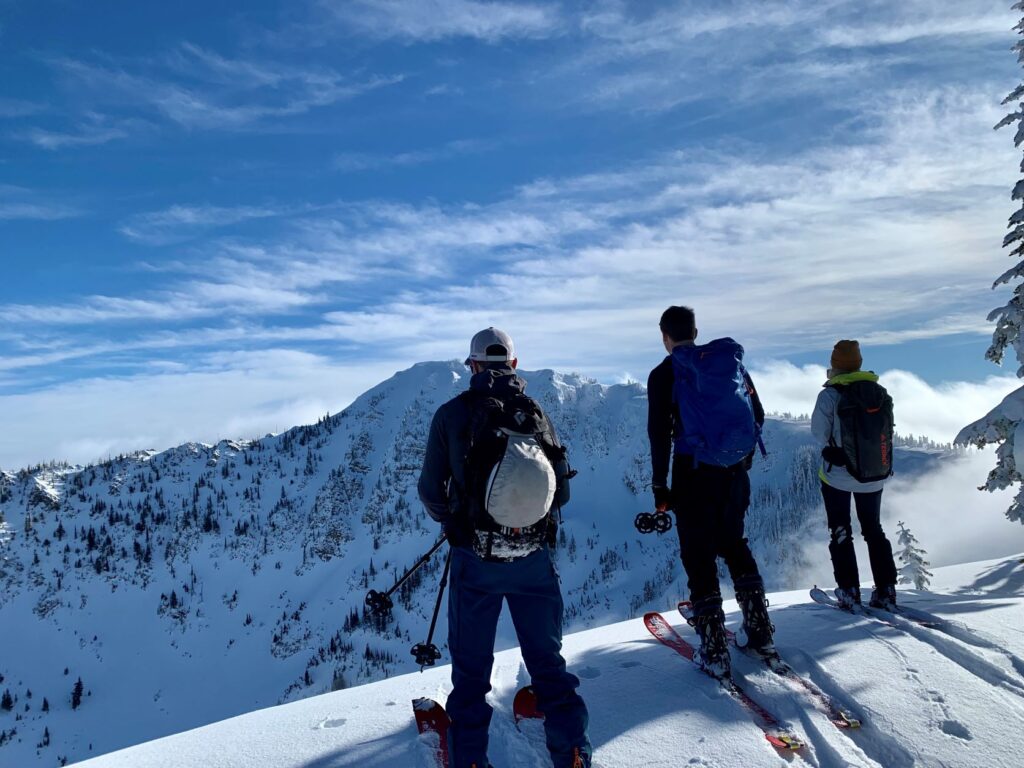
top-left (417, 406), bottom-right (452, 523)
top-left (647, 359), bottom-right (674, 488)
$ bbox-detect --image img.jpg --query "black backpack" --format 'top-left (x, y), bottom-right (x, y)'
top-left (831, 380), bottom-right (895, 483)
top-left (459, 391), bottom-right (572, 536)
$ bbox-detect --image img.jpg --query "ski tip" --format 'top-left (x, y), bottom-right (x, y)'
top-left (766, 733), bottom-right (804, 751)
top-left (513, 685), bottom-right (545, 723)
top-left (413, 697), bottom-right (442, 712)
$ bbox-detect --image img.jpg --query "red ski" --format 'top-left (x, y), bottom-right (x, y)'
top-left (679, 601), bottom-right (862, 729)
top-left (413, 697), bottom-right (450, 768)
top-left (643, 611), bottom-right (804, 751)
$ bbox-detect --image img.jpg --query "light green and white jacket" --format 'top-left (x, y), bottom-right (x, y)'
top-left (810, 371), bottom-right (887, 494)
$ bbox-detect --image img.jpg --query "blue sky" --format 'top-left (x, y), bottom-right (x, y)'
top-left (3, 0), bottom-right (1024, 467)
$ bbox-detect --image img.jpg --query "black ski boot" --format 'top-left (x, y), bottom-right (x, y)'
top-left (735, 586), bottom-right (776, 655)
top-left (691, 594), bottom-right (730, 678)
top-left (834, 585), bottom-right (861, 611)
top-left (869, 584), bottom-right (896, 611)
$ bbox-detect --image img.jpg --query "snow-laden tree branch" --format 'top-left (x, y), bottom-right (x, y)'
top-left (955, 2), bottom-right (1024, 525)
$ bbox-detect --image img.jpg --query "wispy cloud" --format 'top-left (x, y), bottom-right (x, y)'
top-left (4, 86), bottom-right (1014, 373)
top-left (15, 112), bottom-right (140, 150)
top-left (0, 185), bottom-right (80, 220)
top-left (38, 45), bottom-right (403, 135)
top-left (119, 204), bottom-right (291, 245)
top-left (560, 0), bottom-right (1015, 113)
top-left (323, 0), bottom-right (564, 42)
top-left (334, 138), bottom-right (495, 171)
top-left (0, 98), bottom-right (45, 118)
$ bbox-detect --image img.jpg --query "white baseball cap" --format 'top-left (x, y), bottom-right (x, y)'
top-left (465, 327), bottom-right (516, 365)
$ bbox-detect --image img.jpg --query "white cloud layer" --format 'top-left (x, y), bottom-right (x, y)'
top-left (796, 449), bottom-right (1024, 586)
top-left (751, 362), bottom-right (1022, 444)
top-left (0, 350), bottom-right (405, 469)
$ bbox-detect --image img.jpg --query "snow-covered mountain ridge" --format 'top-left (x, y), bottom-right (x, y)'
top-left (0, 361), bottom-right (952, 767)
top-left (77, 556), bottom-right (1024, 768)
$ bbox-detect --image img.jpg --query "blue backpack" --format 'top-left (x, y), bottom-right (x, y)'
top-left (671, 338), bottom-right (763, 467)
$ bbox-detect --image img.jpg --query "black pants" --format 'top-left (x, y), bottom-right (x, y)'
top-left (673, 458), bottom-right (762, 604)
top-left (821, 483), bottom-right (898, 590)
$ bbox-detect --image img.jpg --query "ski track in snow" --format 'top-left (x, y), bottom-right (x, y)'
top-left (869, 608), bottom-right (1024, 704)
top-left (895, 598), bottom-right (1024, 682)
top-left (779, 646), bottom-right (916, 768)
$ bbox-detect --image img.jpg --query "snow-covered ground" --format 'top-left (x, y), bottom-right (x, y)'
top-left (74, 555), bottom-right (1024, 768)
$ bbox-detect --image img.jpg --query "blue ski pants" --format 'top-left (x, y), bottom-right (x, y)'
top-left (446, 545), bottom-right (591, 768)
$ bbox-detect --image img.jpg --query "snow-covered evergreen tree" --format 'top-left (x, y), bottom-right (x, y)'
top-left (896, 521), bottom-right (933, 591)
top-left (956, 1), bottom-right (1024, 525)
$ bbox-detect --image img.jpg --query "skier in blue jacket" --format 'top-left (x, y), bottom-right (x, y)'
top-left (418, 327), bottom-right (591, 768)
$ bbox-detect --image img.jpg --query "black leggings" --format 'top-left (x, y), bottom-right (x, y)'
top-left (821, 483), bottom-right (897, 590)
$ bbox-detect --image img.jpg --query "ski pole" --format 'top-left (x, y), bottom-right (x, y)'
top-left (411, 549), bottom-right (452, 669)
top-left (365, 534), bottom-right (447, 614)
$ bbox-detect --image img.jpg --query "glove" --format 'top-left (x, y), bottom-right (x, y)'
top-left (443, 518), bottom-right (473, 548)
top-left (653, 485), bottom-right (672, 512)
top-left (821, 445), bottom-right (848, 468)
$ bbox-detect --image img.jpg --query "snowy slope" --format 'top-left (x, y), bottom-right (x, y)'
top-left (0, 361), bottom-right (952, 767)
top-left (71, 556), bottom-right (1024, 768)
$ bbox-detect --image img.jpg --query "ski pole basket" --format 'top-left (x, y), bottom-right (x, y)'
top-left (634, 511), bottom-right (673, 534)
top-left (411, 642), bottom-right (443, 667)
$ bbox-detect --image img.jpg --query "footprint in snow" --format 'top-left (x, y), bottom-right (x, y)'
top-left (619, 661), bottom-right (640, 669)
top-left (576, 666), bottom-right (601, 679)
top-left (940, 720), bottom-right (972, 741)
top-left (315, 718), bottom-right (347, 730)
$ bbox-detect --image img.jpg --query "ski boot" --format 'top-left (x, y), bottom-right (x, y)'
top-left (691, 594), bottom-right (731, 678)
top-left (735, 585), bottom-right (776, 654)
top-left (834, 586), bottom-right (861, 611)
top-left (868, 584), bottom-right (896, 611)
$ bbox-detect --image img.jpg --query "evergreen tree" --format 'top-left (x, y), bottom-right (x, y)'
top-left (958, 1), bottom-right (1024, 525)
top-left (0, 690), bottom-right (12, 712)
top-left (71, 678), bottom-right (83, 710)
top-left (896, 521), bottom-right (933, 591)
